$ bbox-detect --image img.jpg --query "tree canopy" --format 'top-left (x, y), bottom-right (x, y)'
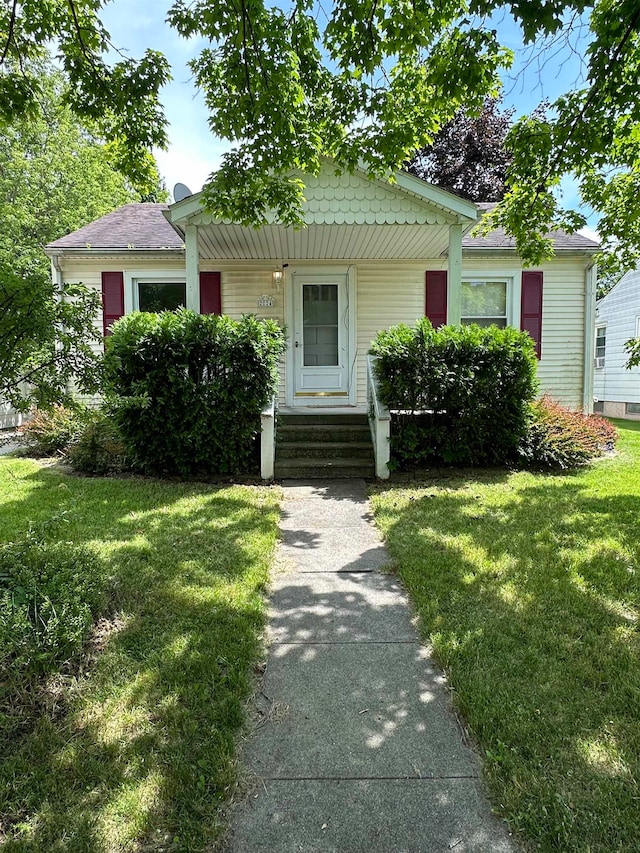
top-left (406, 97), bottom-right (514, 203)
top-left (0, 59), bottom-right (166, 411)
top-left (3, 1), bottom-right (640, 269)
top-left (0, 0), bottom-right (169, 194)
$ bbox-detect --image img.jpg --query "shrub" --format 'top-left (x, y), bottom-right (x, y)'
top-left (66, 410), bottom-right (131, 475)
top-left (17, 405), bottom-right (89, 456)
top-left (520, 396), bottom-right (618, 469)
top-left (0, 532), bottom-right (106, 679)
top-left (370, 320), bottom-right (539, 467)
top-left (103, 310), bottom-right (286, 477)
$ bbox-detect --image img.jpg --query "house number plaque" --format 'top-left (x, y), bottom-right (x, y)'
top-left (257, 294), bottom-right (276, 308)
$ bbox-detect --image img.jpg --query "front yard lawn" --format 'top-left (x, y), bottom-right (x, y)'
top-left (371, 419), bottom-right (640, 852)
top-left (0, 458), bottom-right (280, 852)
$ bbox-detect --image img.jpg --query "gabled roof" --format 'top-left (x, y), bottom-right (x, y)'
top-left (44, 190), bottom-right (599, 259)
top-left (462, 203), bottom-right (599, 252)
top-left (164, 163), bottom-right (480, 260)
top-left (167, 164), bottom-right (480, 229)
top-left (45, 203), bottom-right (184, 252)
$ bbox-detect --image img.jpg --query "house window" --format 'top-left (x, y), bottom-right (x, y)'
top-left (595, 325), bottom-right (606, 368)
top-left (593, 400), bottom-right (604, 413)
top-left (137, 281), bottom-right (186, 313)
top-left (461, 280), bottom-right (508, 328)
top-left (626, 402), bottom-right (640, 414)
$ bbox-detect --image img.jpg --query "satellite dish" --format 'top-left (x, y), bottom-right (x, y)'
top-left (173, 182), bottom-right (193, 202)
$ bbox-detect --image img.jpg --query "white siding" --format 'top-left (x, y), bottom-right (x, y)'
top-left (357, 256), bottom-right (588, 410)
top-left (201, 263), bottom-right (286, 404)
top-left (57, 256), bottom-right (288, 403)
top-left (466, 257), bottom-right (588, 409)
top-left (58, 255), bottom-right (184, 357)
top-left (537, 260), bottom-right (589, 409)
top-left (56, 253), bottom-right (590, 413)
top-left (356, 261), bottom-right (444, 407)
top-left (593, 269), bottom-right (640, 412)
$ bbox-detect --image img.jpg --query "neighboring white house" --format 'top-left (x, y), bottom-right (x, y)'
top-left (593, 268), bottom-right (640, 419)
top-left (44, 163), bottom-right (599, 414)
top-left (0, 395), bottom-right (27, 430)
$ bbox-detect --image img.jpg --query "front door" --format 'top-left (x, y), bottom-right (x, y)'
top-left (291, 272), bottom-right (352, 405)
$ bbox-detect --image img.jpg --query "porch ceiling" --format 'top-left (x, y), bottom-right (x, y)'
top-left (195, 222), bottom-right (453, 260)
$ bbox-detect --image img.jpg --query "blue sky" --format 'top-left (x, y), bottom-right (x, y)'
top-left (100, 2), bottom-right (596, 232)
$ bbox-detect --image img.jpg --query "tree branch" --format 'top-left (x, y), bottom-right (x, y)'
top-left (1, 0), bottom-right (18, 65)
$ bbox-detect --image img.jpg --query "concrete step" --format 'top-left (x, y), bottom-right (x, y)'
top-left (274, 457), bottom-right (375, 479)
top-left (276, 414), bottom-right (375, 479)
top-left (278, 424), bottom-right (371, 443)
top-left (279, 414), bottom-right (368, 426)
top-left (277, 441), bottom-right (374, 461)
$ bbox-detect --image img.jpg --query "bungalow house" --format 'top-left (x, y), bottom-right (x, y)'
top-left (44, 164), bottom-right (599, 476)
top-left (593, 268), bottom-right (640, 419)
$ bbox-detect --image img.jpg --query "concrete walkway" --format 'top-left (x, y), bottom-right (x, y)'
top-left (225, 479), bottom-right (516, 852)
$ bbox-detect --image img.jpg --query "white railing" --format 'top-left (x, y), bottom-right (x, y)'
top-left (366, 355), bottom-right (391, 479)
top-left (260, 395), bottom-right (277, 480)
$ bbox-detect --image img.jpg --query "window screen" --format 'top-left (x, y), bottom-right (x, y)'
top-left (461, 280), bottom-right (507, 328)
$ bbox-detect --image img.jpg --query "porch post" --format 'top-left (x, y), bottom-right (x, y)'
top-left (185, 224), bottom-right (200, 312)
top-left (447, 223), bottom-right (463, 324)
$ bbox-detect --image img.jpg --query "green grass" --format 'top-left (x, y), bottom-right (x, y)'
top-left (0, 458), bottom-right (280, 852)
top-left (371, 420), bottom-right (640, 853)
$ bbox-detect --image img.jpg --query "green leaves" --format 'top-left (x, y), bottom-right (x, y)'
top-left (1, 1), bottom-right (170, 193)
top-left (370, 320), bottom-right (538, 466)
top-left (104, 310), bottom-right (287, 477)
top-left (168, 0), bottom-right (512, 224)
top-left (6, 2), bottom-right (640, 272)
top-left (0, 57), bottom-right (167, 411)
top-left (172, 0), bottom-right (640, 271)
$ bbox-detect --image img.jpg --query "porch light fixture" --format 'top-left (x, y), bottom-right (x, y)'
top-left (272, 268), bottom-right (284, 290)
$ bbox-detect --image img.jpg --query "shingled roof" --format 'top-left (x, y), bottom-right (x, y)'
top-left (462, 202), bottom-right (599, 251)
top-left (45, 199), bottom-right (599, 254)
top-left (46, 203), bottom-right (184, 252)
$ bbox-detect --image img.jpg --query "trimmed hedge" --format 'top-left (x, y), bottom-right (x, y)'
top-left (103, 310), bottom-right (286, 477)
top-left (370, 320), bottom-right (538, 467)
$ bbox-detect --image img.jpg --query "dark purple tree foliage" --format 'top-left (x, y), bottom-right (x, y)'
top-left (406, 97), bottom-right (514, 202)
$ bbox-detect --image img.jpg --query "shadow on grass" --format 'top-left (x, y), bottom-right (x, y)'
top-left (373, 470), bottom-right (640, 852)
top-left (0, 464), bottom-right (279, 852)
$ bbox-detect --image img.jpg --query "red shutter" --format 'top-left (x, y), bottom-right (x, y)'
top-left (521, 271), bottom-right (544, 359)
top-left (425, 271), bottom-right (447, 328)
top-left (199, 271), bottom-right (222, 315)
top-left (101, 271), bottom-right (124, 337)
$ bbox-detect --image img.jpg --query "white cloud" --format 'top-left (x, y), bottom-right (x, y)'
top-left (579, 225), bottom-right (600, 244)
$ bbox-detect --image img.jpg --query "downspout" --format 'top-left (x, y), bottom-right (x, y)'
top-left (583, 261), bottom-right (597, 413)
top-left (51, 254), bottom-right (68, 396)
top-left (51, 253), bottom-right (63, 293)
